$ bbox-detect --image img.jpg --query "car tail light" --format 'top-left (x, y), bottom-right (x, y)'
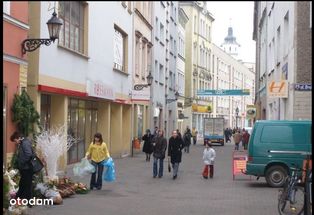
top-left (248, 156), bottom-right (253, 162)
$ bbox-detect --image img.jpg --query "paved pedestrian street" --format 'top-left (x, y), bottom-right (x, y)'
top-left (27, 141), bottom-right (280, 215)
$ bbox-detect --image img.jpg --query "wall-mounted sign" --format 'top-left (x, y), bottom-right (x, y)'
top-left (268, 80), bottom-right (288, 98)
top-left (294, 83), bottom-right (311, 91)
top-left (131, 88), bottom-right (150, 101)
top-left (246, 105), bottom-right (256, 119)
top-left (86, 80), bottom-right (115, 100)
top-left (197, 89), bottom-right (250, 96)
top-left (192, 104), bottom-right (212, 113)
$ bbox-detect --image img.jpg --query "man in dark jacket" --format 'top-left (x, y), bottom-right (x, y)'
top-left (183, 127), bottom-right (192, 153)
top-left (168, 130), bottom-right (184, 179)
top-left (10, 131), bottom-right (34, 204)
top-left (152, 129), bottom-right (167, 178)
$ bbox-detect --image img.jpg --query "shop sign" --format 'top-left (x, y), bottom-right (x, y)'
top-left (131, 88), bottom-right (150, 101)
top-left (197, 89), bottom-right (250, 96)
top-left (192, 104), bottom-right (212, 113)
top-left (87, 80), bottom-right (115, 100)
top-left (294, 83), bottom-right (311, 91)
top-left (268, 80), bottom-right (288, 98)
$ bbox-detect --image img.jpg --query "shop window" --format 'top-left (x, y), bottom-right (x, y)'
top-left (40, 94), bottom-right (51, 131)
top-left (67, 98), bottom-right (98, 164)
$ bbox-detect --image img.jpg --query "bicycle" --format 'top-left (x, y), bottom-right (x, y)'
top-left (278, 166), bottom-right (304, 215)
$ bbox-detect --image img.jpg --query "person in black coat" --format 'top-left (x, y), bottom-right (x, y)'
top-left (168, 130), bottom-right (184, 180)
top-left (152, 130), bottom-right (167, 178)
top-left (10, 131), bottom-right (34, 206)
top-left (142, 129), bottom-right (153, 161)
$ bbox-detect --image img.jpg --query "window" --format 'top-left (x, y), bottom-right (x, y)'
top-left (59, 2), bottom-right (86, 53)
top-left (260, 125), bottom-right (309, 144)
top-left (40, 94), bottom-right (51, 131)
top-left (135, 37), bottom-right (140, 75)
top-left (283, 11), bottom-right (289, 57)
top-left (154, 60), bottom-right (158, 82)
top-left (159, 64), bottom-right (164, 84)
top-left (276, 26), bottom-right (281, 63)
top-left (155, 17), bottom-right (159, 39)
top-left (160, 23), bottom-right (164, 42)
top-left (114, 26), bottom-right (128, 73)
top-left (3, 1), bottom-right (10, 14)
top-left (68, 99), bottom-right (98, 164)
top-left (141, 41), bottom-right (147, 78)
top-left (194, 16), bottom-right (197, 33)
top-left (170, 36), bottom-right (173, 53)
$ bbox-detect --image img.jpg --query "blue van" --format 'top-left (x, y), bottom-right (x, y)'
top-left (246, 120), bottom-right (312, 187)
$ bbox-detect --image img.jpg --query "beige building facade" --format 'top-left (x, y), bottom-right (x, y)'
top-left (180, 1), bottom-right (214, 137)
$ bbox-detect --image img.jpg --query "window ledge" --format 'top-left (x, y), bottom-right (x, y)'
top-left (113, 67), bottom-right (129, 76)
top-left (128, 8), bottom-right (132, 14)
top-left (155, 36), bottom-right (159, 41)
top-left (58, 45), bottom-right (89, 60)
top-left (121, 2), bottom-right (127, 8)
top-left (160, 41), bottom-right (165, 46)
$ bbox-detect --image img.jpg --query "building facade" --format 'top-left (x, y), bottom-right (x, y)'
top-left (180, 1), bottom-right (214, 137)
top-left (27, 2), bottom-right (134, 172)
top-left (152, 1), bottom-right (178, 138)
top-left (176, 7), bottom-right (189, 134)
top-left (3, 1), bottom-right (29, 167)
top-left (210, 44), bottom-right (255, 128)
top-left (253, 1), bottom-right (312, 120)
top-left (132, 1), bottom-right (153, 146)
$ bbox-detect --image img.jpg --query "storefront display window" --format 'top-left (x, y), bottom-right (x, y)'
top-left (40, 94), bottom-right (51, 131)
top-left (68, 98), bottom-right (98, 164)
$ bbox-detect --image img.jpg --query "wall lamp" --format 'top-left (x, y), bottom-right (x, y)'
top-left (21, 11), bottom-right (63, 55)
top-left (134, 72), bottom-right (153, 91)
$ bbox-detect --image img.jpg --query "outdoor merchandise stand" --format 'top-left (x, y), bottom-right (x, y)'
top-left (232, 150), bottom-right (251, 180)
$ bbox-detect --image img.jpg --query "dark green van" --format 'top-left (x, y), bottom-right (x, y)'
top-left (246, 120), bottom-right (312, 187)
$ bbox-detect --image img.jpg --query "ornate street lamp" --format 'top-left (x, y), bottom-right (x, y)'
top-left (22, 11), bottom-right (63, 54)
top-left (134, 71), bottom-right (153, 91)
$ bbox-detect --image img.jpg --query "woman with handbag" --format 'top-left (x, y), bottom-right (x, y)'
top-left (10, 131), bottom-right (35, 206)
top-left (168, 130), bottom-right (184, 180)
top-left (86, 133), bottom-right (110, 190)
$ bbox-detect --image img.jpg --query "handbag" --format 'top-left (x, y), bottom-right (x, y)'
top-left (168, 157), bottom-right (171, 173)
top-left (30, 155), bottom-right (44, 174)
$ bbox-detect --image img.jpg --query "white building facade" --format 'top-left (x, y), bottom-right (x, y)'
top-left (254, 2), bottom-right (312, 120)
top-left (210, 44), bottom-right (255, 128)
top-left (152, 1), bottom-right (178, 138)
top-left (176, 7), bottom-right (189, 134)
top-left (27, 2), bottom-right (134, 170)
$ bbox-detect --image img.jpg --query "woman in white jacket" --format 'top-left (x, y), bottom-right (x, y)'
top-left (202, 142), bottom-right (216, 179)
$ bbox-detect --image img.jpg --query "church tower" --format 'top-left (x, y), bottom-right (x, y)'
top-left (220, 20), bottom-right (241, 60)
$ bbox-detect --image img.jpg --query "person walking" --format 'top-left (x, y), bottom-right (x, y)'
top-left (242, 129), bottom-right (250, 150)
top-left (192, 127), bottom-right (198, 145)
top-left (176, 129), bottom-right (182, 140)
top-left (142, 129), bottom-right (153, 161)
top-left (86, 133), bottom-right (110, 190)
top-left (10, 131), bottom-right (35, 207)
top-left (168, 130), bottom-right (184, 180)
top-left (183, 127), bottom-right (192, 153)
top-left (233, 130), bottom-right (242, 151)
top-left (224, 128), bottom-right (230, 143)
top-left (152, 129), bottom-right (167, 178)
top-left (202, 141), bottom-right (216, 179)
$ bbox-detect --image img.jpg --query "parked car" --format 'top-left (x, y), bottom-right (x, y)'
top-left (245, 120), bottom-right (312, 187)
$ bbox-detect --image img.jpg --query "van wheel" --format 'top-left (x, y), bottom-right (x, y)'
top-left (265, 166), bottom-right (288, 188)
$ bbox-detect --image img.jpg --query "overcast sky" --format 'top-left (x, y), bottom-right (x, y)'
top-left (206, 1), bottom-right (256, 63)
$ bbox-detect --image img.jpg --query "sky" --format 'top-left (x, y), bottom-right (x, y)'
top-left (206, 1), bottom-right (256, 63)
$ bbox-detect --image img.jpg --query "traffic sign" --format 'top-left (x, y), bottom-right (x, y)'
top-left (197, 89), bottom-right (250, 96)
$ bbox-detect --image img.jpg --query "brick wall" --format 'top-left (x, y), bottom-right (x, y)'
top-left (294, 91), bottom-right (312, 120)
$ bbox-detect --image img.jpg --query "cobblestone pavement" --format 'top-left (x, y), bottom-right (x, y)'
top-left (27, 140), bottom-right (281, 215)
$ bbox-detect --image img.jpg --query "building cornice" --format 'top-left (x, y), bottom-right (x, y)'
top-left (3, 13), bottom-right (30, 30)
top-left (134, 8), bottom-right (153, 30)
